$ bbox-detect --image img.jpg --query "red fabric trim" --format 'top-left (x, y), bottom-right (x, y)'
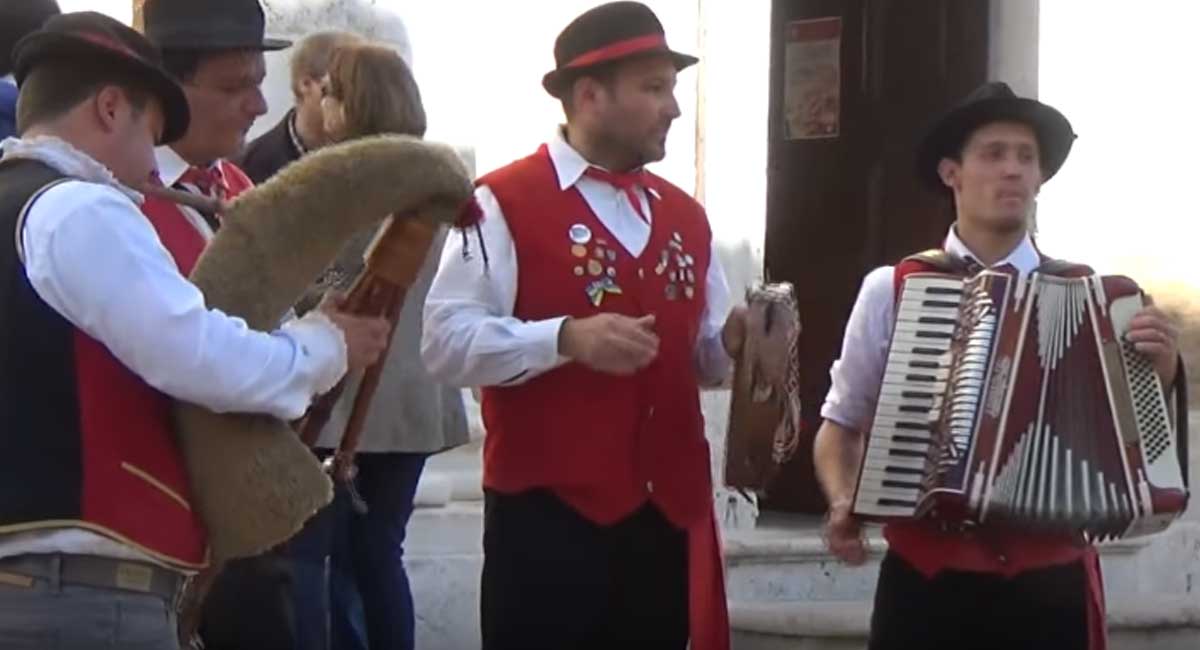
top-left (564, 34), bottom-right (668, 69)
top-left (74, 32), bottom-right (140, 60)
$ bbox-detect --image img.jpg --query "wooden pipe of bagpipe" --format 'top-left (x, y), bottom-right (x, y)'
top-left (138, 183), bottom-right (226, 217)
top-left (296, 214), bottom-right (440, 512)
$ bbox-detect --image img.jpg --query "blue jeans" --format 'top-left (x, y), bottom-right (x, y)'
top-left (0, 572), bottom-right (177, 650)
top-left (289, 452), bottom-right (428, 650)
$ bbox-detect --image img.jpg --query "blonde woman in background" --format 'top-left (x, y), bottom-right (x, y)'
top-left (282, 43), bottom-right (469, 650)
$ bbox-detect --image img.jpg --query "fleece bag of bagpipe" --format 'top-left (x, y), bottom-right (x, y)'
top-left (176, 134), bottom-right (474, 561)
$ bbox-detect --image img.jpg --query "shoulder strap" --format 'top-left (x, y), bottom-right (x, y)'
top-left (902, 248), bottom-right (972, 274)
top-left (14, 177), bottom-right (72, 266)
top-left (1034, 256), bottom-right (1094, 277)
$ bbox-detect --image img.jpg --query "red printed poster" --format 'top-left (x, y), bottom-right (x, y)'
top-left (783, 17), bottom-right (842, 140)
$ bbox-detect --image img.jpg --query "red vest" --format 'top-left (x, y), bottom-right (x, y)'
top-left (479, 146), bottom-right (715, 528)
top-left (143, 160), bottom-right (253, 273)
top-left (888, 253), bottom-right (1106, 649)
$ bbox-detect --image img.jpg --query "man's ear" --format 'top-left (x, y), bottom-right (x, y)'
top-left (92, 85), bottom-right (125, 135)
top-left (937, 158), bottom-right (960, 192)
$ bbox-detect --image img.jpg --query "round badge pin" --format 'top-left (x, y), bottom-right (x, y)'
top-left (569, 224), bottom-right (592, 244)
top-left (606, 267), bottom-right (617, 277)
top-left (574, 266), bottom-right (585, 276)
top-left (588, 260), bottom-right (603, 276)
top-left (606, 250), bottom-right (617, 262)
top-left (571, 244), bottom-right (587, 258)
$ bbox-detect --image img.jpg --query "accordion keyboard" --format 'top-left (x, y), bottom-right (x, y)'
top-left (853, 276), bottom-right (966, 517)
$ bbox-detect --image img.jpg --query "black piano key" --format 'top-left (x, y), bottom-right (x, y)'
top-left (889, 449), bottom-right (926, 458)
top-left (895, 421), bottom-right (932, 431)
top-left (901, 391), bottom-right (935, 399)
top-left (898, 405), bottom-right (930, 414)
top-left (882, 480), bottom-right (923, 490)
top-left (884, 466), bottom-right (925, 475)
top-left (904, 374), bottom-right (938, 382)
top-left (917, 316), bottom-right (958, 325)
top-left (892, 436), bottom-right (931, 446)
top-left (921, 300), bottom-right (960, 309)
top-left (915, 331), bottom-right (954, 340)
top-left (878, 498), bottom-right (918, 507)
top-left (911, 347), bottom-right (945, 356)
top-left (924, 287), bottom-right (963, 295)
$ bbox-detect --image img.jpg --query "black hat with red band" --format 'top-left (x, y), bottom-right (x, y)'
top-left (13, 11), bottom-right (190, 144)
top-left (542, 1), bottom-right (698, 98)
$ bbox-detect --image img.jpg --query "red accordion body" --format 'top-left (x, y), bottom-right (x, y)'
top-left (854, 267), bottom-right (1188, 541)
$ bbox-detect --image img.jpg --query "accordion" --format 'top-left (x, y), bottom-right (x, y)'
top-left (852, 267), bottom-right (1189, 540)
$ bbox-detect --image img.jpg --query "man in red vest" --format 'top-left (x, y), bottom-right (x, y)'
top-left (136, 1), bottom-right (334, 648)
top-left (422, 3), bottom-right (746, 649)
top-left (814, 82), bottom-right (1185, 650)
top-left (0, 11), bottom-right (387, 649)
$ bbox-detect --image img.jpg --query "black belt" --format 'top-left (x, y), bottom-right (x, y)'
top-left (0, 553), bottom-right (186, 603)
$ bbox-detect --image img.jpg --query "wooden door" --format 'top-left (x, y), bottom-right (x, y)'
top-left (761, 0), bottom-right (991, 513)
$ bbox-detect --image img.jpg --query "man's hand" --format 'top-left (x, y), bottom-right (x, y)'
top-left (823, 497), bottom-right (867, 566)
top-left (721, 305), bottom-right (749, 358)
top-left (318, 293), bottom-right (391, 373)
top-left (1125, 300), bottom-right (1181, 386)
top-left (558, 313), bottom-right (659, 376)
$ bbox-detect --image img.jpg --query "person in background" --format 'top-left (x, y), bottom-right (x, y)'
top-left (0, 0), bottom-right (60, 140)
top-left (283, 42), bottom-right (470, 650)
top-left (234, 30), bottom-right (364, 183)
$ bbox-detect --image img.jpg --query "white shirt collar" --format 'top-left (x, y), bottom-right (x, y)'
top-left (154, 145), bottom-right (194, 188)
top-left (546, 127), bottom-right (591, 191)
top-left (545, 126), bottom-right (661, 200)
top-left (942, 224), bottom-right (1041, 275)
top-left (0, 135), bottom-right (142, 203)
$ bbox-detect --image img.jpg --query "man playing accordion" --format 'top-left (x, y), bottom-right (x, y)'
top-left (813, 82), bottom-right (1185, 650)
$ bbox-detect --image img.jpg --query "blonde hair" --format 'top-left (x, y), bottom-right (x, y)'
top-left (325, 43), bottom-right (426, 140)
top-left (290, 30), bottom-right (365, 94)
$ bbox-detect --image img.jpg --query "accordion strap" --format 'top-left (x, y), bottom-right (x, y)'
top-left (1174, 357), bottom-right (1190, 489)
top-left (1034, 257), bottom-right (1094, 277)
top-left (901, 248), bottom-right (973, 274)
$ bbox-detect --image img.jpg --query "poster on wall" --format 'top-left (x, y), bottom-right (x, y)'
top-left (783, 17), bottom-right (842, 140)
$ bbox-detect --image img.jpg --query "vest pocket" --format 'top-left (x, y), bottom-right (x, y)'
top-left (120, 462), bottom-right (192, 512)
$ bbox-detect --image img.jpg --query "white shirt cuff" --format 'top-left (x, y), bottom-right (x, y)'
top-left (280, 310), bottom-right (349, 399)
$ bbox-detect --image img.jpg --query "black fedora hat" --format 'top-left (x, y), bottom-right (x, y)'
top-left (143, 0), bottom-right (291, 52)
top-left (542, 1), bottom-right (698, 98)
top-left (13, 11), bottom-right (190, 144)
top-left (916, 81), bottom-right (1076, 191)
top-left (0, 0), bottom-right (61, 77)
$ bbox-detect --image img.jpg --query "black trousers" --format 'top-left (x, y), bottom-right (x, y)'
top-left (481, 489), bottom-right (689, 650)
top-left (869, 551), bottom-right (1090, 650)
top-left (197, 551), bottom-right (295, 650)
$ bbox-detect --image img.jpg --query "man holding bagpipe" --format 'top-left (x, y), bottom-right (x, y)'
top-left (813, 82), bottom-right (1187, 650)
top-left (0, 11), bottom-right (389, 650)
top-left (422, 3), bottom-right (750, 649)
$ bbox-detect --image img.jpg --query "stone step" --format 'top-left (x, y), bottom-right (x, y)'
top-left (731, 596), bottom-right (1200, 650)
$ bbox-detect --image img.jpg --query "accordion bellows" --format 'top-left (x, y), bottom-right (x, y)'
top-left (724, 282), bottom-right (803, 494)
top-left (176, 135), bottom-right (475, 562)
top-left (853, 268), bottom-right (1189, 541)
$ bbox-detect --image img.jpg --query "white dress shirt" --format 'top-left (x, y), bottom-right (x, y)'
top-left (820, 226), bottom-right (1042, 432)
top-left (422, 128), bottom-right (733, 389)
top-left (0, 136), bottom-right (348, 567)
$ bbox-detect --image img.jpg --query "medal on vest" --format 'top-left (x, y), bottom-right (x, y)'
top-left (586, 276), bottom-right (623, 307)
top-left (569, 224), bottom-right (592, 244)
